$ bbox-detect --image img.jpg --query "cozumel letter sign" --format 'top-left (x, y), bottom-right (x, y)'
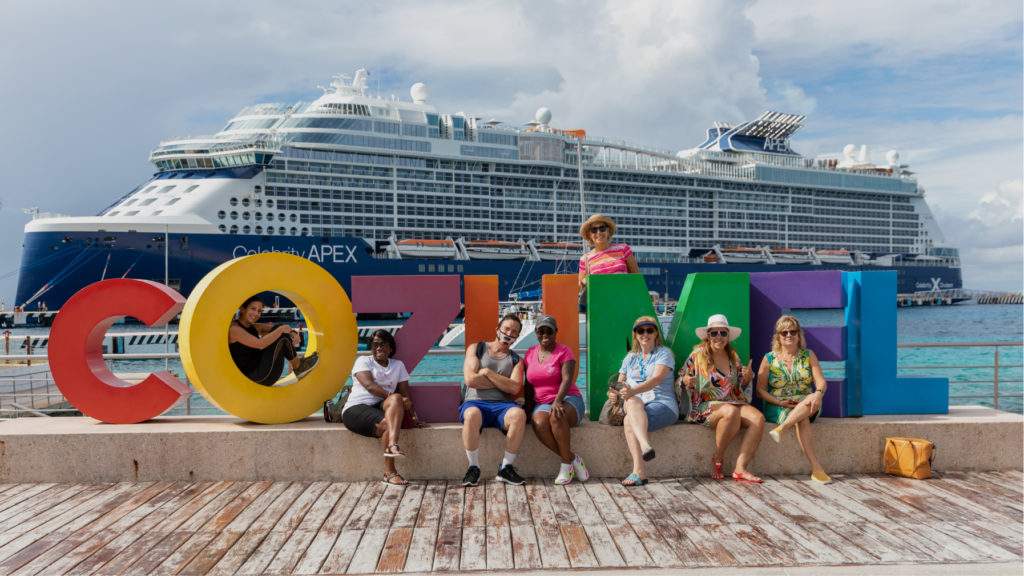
top-left (46, 253), bottom-right (948, 424)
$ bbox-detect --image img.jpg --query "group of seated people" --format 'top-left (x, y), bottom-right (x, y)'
top-left (228, 213), bottom-right (832, 487)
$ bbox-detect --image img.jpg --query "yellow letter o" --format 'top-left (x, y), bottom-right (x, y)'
top-left (178, 252), bottom-right (356, 423)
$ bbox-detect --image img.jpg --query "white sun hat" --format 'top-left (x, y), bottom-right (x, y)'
top-left (695, 314), bottom-right (742, 341)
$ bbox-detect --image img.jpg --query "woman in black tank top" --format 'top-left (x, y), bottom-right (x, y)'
top-left (229, 296), bottom-right (319, 386)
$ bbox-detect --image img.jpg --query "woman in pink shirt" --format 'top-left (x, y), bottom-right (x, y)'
top-left (526, 315), bottom-right (590, 485)
top-left (578, 214), bottom-right (640, 295)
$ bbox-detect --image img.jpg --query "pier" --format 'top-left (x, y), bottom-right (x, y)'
top-left (976, 292), bottom-right (1024, 305)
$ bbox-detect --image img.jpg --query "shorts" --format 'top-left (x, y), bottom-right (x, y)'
top-left (645, 402), bottom-right (678, 432)
top-left (341, 402), bottom-right (384, 437)
top-left (459, 400), bottom-right (522, 432)
top-left (533, 394), bottom-right (587, 426)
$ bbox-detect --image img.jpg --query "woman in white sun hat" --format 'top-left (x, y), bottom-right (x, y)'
top-left (679, 314), bottom-right (765, 483)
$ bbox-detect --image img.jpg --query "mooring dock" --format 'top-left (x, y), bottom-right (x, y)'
top-left (0, 471), bottom-right (1019, 575)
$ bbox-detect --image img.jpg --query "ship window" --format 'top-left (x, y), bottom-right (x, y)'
top-left (254, 212), bottom-right (262, 221)
top-left (266, 227), bottom-right (273, 235)
top-left (229, 197), bottom-right (238, 206)
top-left (142, 185), bottom-right (157, 194)
top-left (255, 185), bottom-right (262, 193)
top-left (123, 198), bottom-right (137, 206)
top-left (166, 197), bottom-right (180, 205)
top-left (289, 214), bottom-right (297, 223)
top-left (125, 210), bottom-right (139, 216)
top-left (107, 211), bottom-right (119, 217)
top-left (157, 185), bottom-right (175, 194)
top-left (218, 224), bottom-right (227, 232)
top-left (301, 227), bottom-right (309, 236)
top-left (241, 198), bottom-right (250, 207)
top-left (230, 211), bottom-right (238, 220)
top-left (290, 227), bottom-right (297, 235)
top-left (256, 225), bottom-right (263, 234)
top-left (217, 210), bottom-right (226, 219)
top-left (230, 225), bottom-right (238, 234)
top-left (152, 210), bottom-right (163, 215)
top-left (242, 225), bottom-right (251, 234)
top-left (184, 185), bottom-right (199, 193)
top-left (278, 213), bottom-right (285, 221)
top-left (278, 226), bottom-right (285, 235)
top-left (242, 211), bottom-right (250, 220)
top-left (266, 199), bottom-right (274, 208)
top-left (255, 199), bottom-right (262, 207)
top-left (140, 198), bottom-right (157, 206)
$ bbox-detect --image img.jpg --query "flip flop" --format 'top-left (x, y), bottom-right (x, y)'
top-left (621, 473), bottom-right (648, 487)
top-left (384, 444), bottom-right (406, 459)
top-left (383, 472), bottom-right (409, 485)
top-left (732, 471), bottom-right (763, 484)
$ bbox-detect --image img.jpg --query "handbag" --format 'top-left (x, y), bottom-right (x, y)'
top-left (599, 376), bottom-right (625, 426)
top-left (883, 437), bottom-right (935, 479)
top-left (323, 381), bottom-right (352, 423)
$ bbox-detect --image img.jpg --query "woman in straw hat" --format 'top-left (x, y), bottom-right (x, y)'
top-left (577, 214), bottom-right (639, 294)
top-left (756, 315), bottom-right (831, 484)
top-left (680, 314), bottom-right (764, 483)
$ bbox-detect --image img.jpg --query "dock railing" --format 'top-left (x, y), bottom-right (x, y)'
top-left (2, 341), bottom-right (1021, 417)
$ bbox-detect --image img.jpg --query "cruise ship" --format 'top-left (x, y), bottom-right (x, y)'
top-left (14, 70), bottom-right (962, 310)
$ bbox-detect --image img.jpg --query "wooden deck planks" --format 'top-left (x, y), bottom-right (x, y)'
top-left (0, 472), bottom-right (1013, 574)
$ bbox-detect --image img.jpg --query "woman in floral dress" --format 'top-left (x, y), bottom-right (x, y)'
top-left (680, 314), bottom-right (764, 483)
top-left (756, 315), bottom-right (831, 483)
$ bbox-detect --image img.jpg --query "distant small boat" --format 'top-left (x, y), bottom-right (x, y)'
top-left (396, 238), bottom-right (458, 259)
top-left (464, 240), bottom-right (526, 260)
top-left (536, 241), bottom-right (582, 261)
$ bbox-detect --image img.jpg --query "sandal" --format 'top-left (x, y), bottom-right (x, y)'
top-left (382, 472), bottom-right (409, 485)
top-left (732, 471), bottom-right (764, 484)
top-left (712, 457), bottom-right (724, 481)
top-left (621, 473), bottom-right (648, 487)
top-left (383, 444), bottom-right (406, 459)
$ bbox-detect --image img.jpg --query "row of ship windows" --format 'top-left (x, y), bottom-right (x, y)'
top-left (218, 224), bottom-right (308, 236)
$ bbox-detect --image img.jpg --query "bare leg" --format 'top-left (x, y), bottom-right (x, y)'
top-left (707, 404), bottom-right (741, 462)
top-left (375, 421), bottom-right (398, 475)
top-left (531, 412), bottom-right (561, 457)
top-left (624, 397), bottom-right (652, 454)
top-left (383, 394), bottom-right (404, 447)
top-left (549, 405), bottom-right (577, 464)
top-left (622, 413), bottom-right (645, 478)
top-left (777, 395), bottom-right (817, 432)
top-left (503, 407), bottom-right (527, 453)
top-left (794, 419), bottom-right (827, 475)
top-left (735, 404), bottom-right (765, 480)
top-left (462, 407), bottom-right (482, 451)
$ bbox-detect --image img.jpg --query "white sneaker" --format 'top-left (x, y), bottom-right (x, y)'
top-left (554, 465), bottom-right (575, 485)
top-left (572, 454), bottom-right (590, 482)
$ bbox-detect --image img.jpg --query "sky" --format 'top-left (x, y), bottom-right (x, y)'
top-left (0, 0), bottom-right (1021, 299)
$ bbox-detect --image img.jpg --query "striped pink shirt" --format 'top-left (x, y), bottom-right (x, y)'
top-left (579, 243), bottom-right (633, 276)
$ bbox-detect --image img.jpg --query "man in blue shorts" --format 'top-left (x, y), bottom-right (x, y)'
top-left (459, 314), bottom-right (527, 486)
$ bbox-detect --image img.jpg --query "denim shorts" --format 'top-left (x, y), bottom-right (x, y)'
top-left (645, 401), bottom-right (678, 432)
top-left (533, 394), bottom-right (586, 426)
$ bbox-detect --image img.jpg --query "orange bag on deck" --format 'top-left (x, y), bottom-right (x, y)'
top-left (883, 437), bottom-right (935, 479)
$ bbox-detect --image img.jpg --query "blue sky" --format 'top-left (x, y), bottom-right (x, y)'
top-left (0, 0), bottom-right (1021, 300)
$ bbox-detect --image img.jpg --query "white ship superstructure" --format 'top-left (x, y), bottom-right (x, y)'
top-left (16, 69), bottom-right (962, 309)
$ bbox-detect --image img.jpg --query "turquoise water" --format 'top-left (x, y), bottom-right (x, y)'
top-left (31, 303), bottom-right (1024, 415)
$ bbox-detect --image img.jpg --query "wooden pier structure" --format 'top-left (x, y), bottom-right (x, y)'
top-left (0, 471), bottom-right (1018, 574)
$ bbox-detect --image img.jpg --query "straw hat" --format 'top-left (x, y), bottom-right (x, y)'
top-left (695, 314), bottom-right (742, 341)
top-left (579, 214), bottom-right (617, 240)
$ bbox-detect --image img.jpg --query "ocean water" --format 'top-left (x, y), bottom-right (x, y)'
top-left (13, 303), bottom-right (1024, 415)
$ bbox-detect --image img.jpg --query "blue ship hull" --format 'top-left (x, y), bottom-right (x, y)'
top-left (15, 231), bottom-right (964, 310)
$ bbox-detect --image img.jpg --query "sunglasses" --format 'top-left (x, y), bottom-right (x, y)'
top-left (634, 327), bottom-right (657, 335)
top-left (535, 327), bottom-right (554, 336)
top-left (590, 224), bottom-right (609, 233)
top-left (496, 329), bottom-right (519, 343)
top-left (707, 330), bottom-right (730, 338)
top-left (371, 340), bottom-right (389, 349)
top-left (778, 329), bottom-right (800, 337)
